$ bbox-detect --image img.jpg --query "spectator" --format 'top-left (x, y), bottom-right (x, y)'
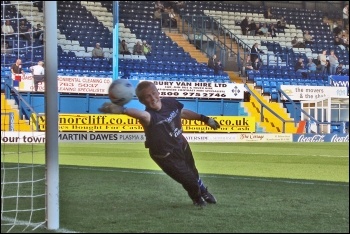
top-left (252, 57), bottom-right (262, 71)
top-left (341, 34), bottom-right (349, 48)
top-left (133, 41), bottom-right (143, 55)
top-left (30, 61), bottom-right (45, 92)
top-left (257, 23), bottom-right (269, 36)
top-left (243, 56), bottom-right (253, 77)
top-left (306, 58), bottom-right (317, 73)
top-left (268, 24), bottom-right (277, 38)
top-left (303, 30), bottom-right (314, 45)
top-left (214, 60), bottom-right (223, 76)
top-left (34, 24), bottom-right (43, 42)
top-left (343, 4), bottom-right (349, 29)
top-left (173, 1), bottom-right (185, 14)
top-left (240, 16), bottom-right (249, 35)
top-left (154, 1), bottom-right (165, 12)
top-left (264, 7), bottom-right (273, 19)
top-left (333, 22), bottom-right (342, 36)
top-left (335, 63), bottom-right (347, 75)
top-left (328, 50), bottom-right (339, 75)
top-left (208, 54), bottom-right (216, 70)
top-left (19, 20), bottom-right (32, 42)
top-left (92, 43), bottom-right (104, 58)
top-left (142, 40), bottom-right (152, 55)
top-left (11, 59), bottom-right (25, 82)
top-left (119, 39), bottom-right (131, 55)
top-left (1, 20), bottom-right (15, 41)
top-left (250, 43), bottom-right (264, 63)
top-left (334, 36), bottom-right (342, 45)
top-left (1, 42), bottom-right (12, 54)
top-left (154, 8), bottom-right (162, 23)
top-left (315, 56), bottom-right (323, 73)
top-left (319, 50), bottom-right (328, 75)
top-left (248, 19), bottom-right (257, 36)
top-left (166, 8), bottom-right (177, 28)
top-left (294, 58), bottom-right (309, 78)
top-left (292, 36), bottom-right (305, 48)
top-left (277, 17), bottom-right (288, 29)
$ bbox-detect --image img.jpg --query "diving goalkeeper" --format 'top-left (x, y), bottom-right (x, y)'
top-left (99, 81), bottom-right (220, 207)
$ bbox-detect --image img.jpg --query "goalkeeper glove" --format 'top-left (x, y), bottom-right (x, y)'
top-left (200, 115), bottom-right (220, 130)
top-left (98, 102), bottom-right (125, 114)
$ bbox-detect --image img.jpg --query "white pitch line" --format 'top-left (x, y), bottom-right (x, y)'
top-left (61, 166), bottom-right (349, 187)
top-left (1, 216), bottom-right (79, 233)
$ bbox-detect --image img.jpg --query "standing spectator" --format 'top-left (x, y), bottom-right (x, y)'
top-left (98, 81), bottom-right (219, 206)
top-left (133, 41), bottom-right (144, 55)
top-left (294, 58), bottom-right (309, 78)
top-left (306, 58), bottom-right (317, 73)
top-left (154, 8), bottom-right (162, 24)
top-left (303, 31), bottom-right (314, 45)
top-left (30, 61), bottom-right (45, 92)
top-left (119, 39), bottom-right (131, 55)
top-left (142, 40), bottom-right (152, 55)
top-left (92, 43), bottom-right (104, 58)
top-left (11, 59), bottom-right (25, 82)
top-left (319, 50), bottom-right (328, 75)
top-left (343, 4), bottom-right (349, 29)
top-left (240, 16), bottom-right (249, 35)
top-left (19, 20), bottom-right (32, 42)
top-left (1, 20), bottom-right (15, 41)
top-left (34, 24), bottom-right (43, 41)
top-left (248, 19), bottom-right (257, 36)
top-left (250, 43), bottom-right (264, 63)
top-left (328, 50), bottom-right (339, 75)
top-left (208, 54), bottom-right (216, 70)
top-left (268, 24), bottom-right (277, 38)
top-left (167, 8), bottom-right (177, 28)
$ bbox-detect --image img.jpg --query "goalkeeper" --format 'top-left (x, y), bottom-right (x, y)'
top-left (99, 81), bottom-right (220, 207)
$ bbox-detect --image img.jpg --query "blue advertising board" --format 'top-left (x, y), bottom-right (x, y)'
top-left (329, 75), bottom-right (349, 88)
top-left (293, 134), bottom-right (349, 142)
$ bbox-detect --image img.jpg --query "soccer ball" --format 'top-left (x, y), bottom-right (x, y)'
top-left (108, 79), bottom-right (135, 106)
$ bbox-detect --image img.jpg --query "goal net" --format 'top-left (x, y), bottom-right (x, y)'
top-left (1, 1), bottom-right (58, 232)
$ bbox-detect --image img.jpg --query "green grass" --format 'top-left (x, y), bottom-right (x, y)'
top-left (1, 142), bottom-right (349, 233)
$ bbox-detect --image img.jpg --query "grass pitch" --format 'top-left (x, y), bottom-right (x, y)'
top-left (1, 142), bottom-right (349, 233)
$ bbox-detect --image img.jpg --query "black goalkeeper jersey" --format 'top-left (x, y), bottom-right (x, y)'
top-left (144, 98), bottom-right (187, 156)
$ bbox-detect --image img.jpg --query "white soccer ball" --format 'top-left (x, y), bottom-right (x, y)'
top-left (108, 79), bottom-right (135, 106)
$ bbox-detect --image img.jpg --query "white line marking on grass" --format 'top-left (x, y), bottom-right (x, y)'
top-left (1, 216), bottom-right (79, 233)
top-left (61, 166), bottom-right (349, 187)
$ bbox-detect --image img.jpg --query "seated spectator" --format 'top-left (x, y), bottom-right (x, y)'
top-left (268, 24), bottom-right (277, 38)
top-left (294, 58), bottom-right (309, 78)
top-left (1, 20), bottom-right (15, 41)
top-left (292, 36), bottom-right (305, 48)
top-left (257, 23), bottom-right (269, 36)
top-left (243, 56), bottom-right (253, 77)
top-left (154, 1), bottom-right (165, 12)
top-left (335, 63), bottom-right (348, 75)
top-left (240, 16), bottom-right (250, 35)
top-left (277, 17), bottom-right (288, 29)
top-left (341, 34), bottom-right (349, 48)
top-left (1, 42), bottom-right (12, 54)
top-left (334, 36), bottom-right (342, 45)
top-left (154, 8), bottom-right (162, 23)
top-left (264, 7), bottom-right (273, 19)
top-left (19, 20), bottom-right (32, 42)
top-left (306, 58), bottom-right (317, 73)
top-left (252, 58), bottom-right (262, 71)
top-left (332, 22), bottom-right (342, 36)
top-left (133, 41), bottom-right (144, 55)
top-left (214, 60), bottom-right (223, 76)
top-left (92, 42), bottom-right (104, 58)
top-left (142, 40), bottom-right (152, 55)
top-left (34, 23), bottom-right (43, 44)
top-left (248, 19), bottom-right (257, 36)
top-left (303, 30), bottom-right (314, 45)
top-left (119, 39), bottom-right (131, 55)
